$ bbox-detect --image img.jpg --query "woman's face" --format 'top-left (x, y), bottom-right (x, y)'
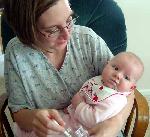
top-left (36, 0), bottom-right (73, 50)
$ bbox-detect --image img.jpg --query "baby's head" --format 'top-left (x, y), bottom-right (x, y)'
top-left (101, 52), bottom-right (144, 92)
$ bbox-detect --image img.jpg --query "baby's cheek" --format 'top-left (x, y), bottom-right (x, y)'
top-left (117, 83), bottom-right (128, 92)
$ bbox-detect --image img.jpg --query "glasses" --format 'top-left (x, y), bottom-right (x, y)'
top-left (39, 15), bottom-right (78, 38)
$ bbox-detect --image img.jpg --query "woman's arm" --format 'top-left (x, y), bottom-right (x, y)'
top-left (5, 45), bottom-right (65, 136)
top-left (13, 108), bottom-right (65, 136)
top-left (88, 92), bottom-right (134, 137)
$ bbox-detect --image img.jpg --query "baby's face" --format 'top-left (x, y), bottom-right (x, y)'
top-left (101, 55), bottom-right (139, 92)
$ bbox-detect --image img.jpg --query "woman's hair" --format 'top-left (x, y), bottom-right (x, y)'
top-left (3, 0), bottom-right (59, 45)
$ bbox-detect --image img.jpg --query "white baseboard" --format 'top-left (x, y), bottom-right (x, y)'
top-left (137, 89), bottom-right (150, 96)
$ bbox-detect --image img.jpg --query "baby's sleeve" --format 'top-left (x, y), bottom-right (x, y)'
top-left (74, 94), bottom-right (127, 129)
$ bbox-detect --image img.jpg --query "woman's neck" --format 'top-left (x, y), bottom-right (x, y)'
top-left (32, 42), bottom-right (67, 70)
top-left (45, 48), bottom-right (67, 70)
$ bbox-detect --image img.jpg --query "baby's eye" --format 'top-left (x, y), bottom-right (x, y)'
top-left (124, 75), bottom-right (130, 80)
top-left (112, 65), bottom-right (119, 71)
top-left (114, 67), bottom-right (119, 71)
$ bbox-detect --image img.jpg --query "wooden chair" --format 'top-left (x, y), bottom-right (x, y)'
top-left (0, 89), bottom-right (149, 137)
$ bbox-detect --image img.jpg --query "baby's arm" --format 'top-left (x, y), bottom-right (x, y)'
top-left (71, 92), bottom-right (85, 109)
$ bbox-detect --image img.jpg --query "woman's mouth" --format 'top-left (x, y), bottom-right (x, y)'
top-left (57, 40), bottom-right (67, 45)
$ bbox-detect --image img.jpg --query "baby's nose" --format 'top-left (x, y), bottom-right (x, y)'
top-left (115, 72), bottom-right (123, 80)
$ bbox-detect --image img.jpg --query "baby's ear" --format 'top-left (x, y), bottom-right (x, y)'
top-left (107, 59), bottom-right (110, 63)
top-left (130, 85), bottom-right (136, 90)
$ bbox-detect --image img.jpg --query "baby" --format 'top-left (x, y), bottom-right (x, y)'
top-left (67, 51), bottom-right (144, 130)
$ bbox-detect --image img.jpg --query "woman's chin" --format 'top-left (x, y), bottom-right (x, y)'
top-left (57, 41), bottom-right (68, 49)
top-left (58, 40), bottom-right (67, 45)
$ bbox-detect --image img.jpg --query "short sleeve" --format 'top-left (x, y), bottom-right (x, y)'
top-left (88, 28), bottom-right (113, 74)
top-left (5, 42), bottom-right (34, 112)
top-left (71, 25), bottom-right (113, 76)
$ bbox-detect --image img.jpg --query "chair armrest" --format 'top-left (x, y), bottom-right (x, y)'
top-left (0, 92), bottom-right (8, 137)
top-left (0, 93), bottom-right (8, 110)
top-left (124, 89), bottom-right (149, 137)
top-left (0, 92), bottom-right (14, 137)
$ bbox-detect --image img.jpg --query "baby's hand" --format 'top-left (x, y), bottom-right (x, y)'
top-left (71, 92), bottom-right (85, 108)
top-left (63, 107), bottom-right (69, 114)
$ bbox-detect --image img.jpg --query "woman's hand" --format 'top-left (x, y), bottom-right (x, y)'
top-left (14, 108), bottom-right (65, 137)
top-left (88, 118), bottom-right (119, 137)
top-left (32, 109), bottom-right (65, 137)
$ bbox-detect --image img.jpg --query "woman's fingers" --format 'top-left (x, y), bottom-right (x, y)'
top-left (88, 127), bottom-right (96, 136)
top-left (50, 109), bottom-right (65, 127)
top-left (47, 119), bottom-right (65, 132)
top-left (88, 122), bottom-right (111, 137)
top-left (33, 109), bottom-right (65, 135)
top-left (34, 126), bottom-right (60, 137)
top-left (34, 109), bottom-right (50, 124)
top-left (88, 124), bottom-right (102, 137)
top-left (34, 128), bottom-right (47, 137)
top-left (33, 117), bottom-right (49, 135)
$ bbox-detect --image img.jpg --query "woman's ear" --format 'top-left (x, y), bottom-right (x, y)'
top-left (107, 60), bottom-right (110, 64)
top-left (104, 60), bottom-right (109, 66)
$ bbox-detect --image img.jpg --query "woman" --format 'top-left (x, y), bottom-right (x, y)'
top-left (4, 0), bottom-right (134, 137)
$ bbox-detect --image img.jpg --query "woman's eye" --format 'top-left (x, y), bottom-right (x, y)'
top-left (46, 28), bottom-right (59, 34)
top-left (66, 15), bottom-right (72, 23)
top-left (67, 17), bottom-right (72, 23)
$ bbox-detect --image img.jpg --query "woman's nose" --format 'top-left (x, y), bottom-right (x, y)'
top-left (59, 27), bottom-right (70, 40)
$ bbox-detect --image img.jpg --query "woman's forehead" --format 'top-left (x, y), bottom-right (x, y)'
top-left (37, 0), bottom-right (72, 28)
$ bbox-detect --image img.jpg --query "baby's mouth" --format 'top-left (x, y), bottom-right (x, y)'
top-left (102, 79), bottom-right (119, 90)
top-left (112, 79), bottom-right (119, 84)
top-left (110, 79), bottom-right (119, 90)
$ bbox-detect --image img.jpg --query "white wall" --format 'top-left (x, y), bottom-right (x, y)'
top-left (115, 0), bottom-right (150, 90)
